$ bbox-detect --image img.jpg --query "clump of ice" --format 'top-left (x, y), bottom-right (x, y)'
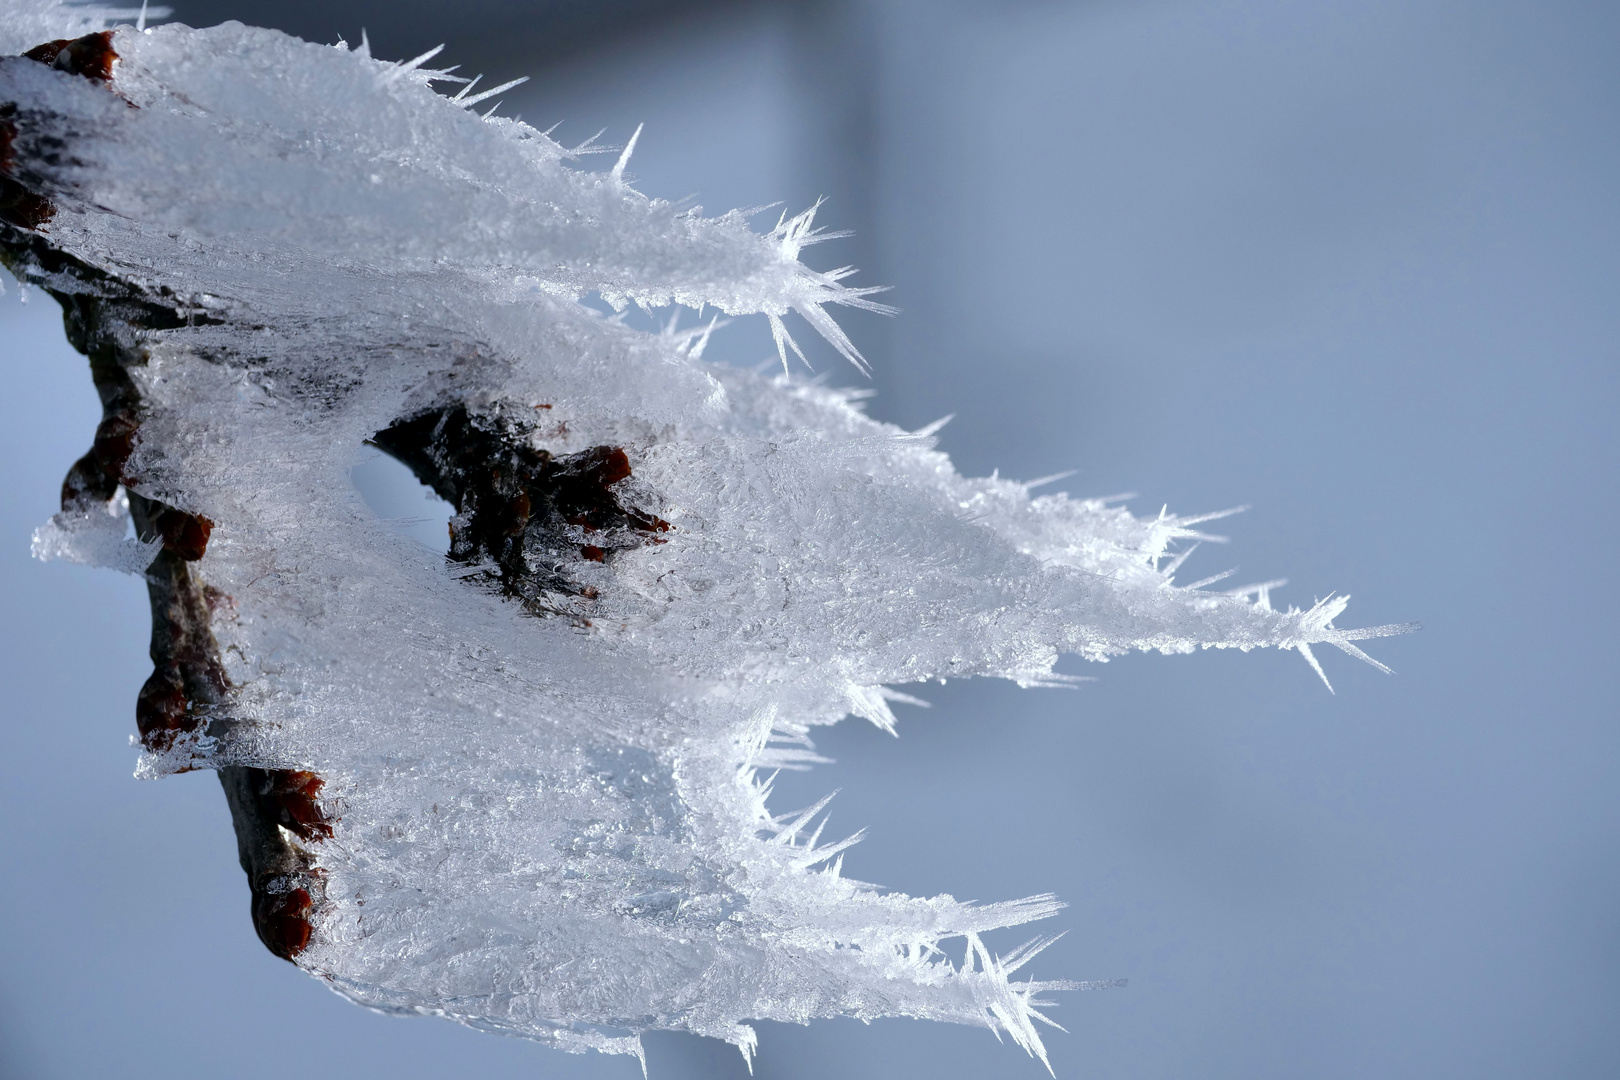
top-left (5, 8), bottom-right (1407, 1070)
top-left (32, 487), bottom-right (161, 573)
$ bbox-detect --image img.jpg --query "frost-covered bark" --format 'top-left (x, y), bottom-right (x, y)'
top-left (2, 5), bottom-right (1408, 1070)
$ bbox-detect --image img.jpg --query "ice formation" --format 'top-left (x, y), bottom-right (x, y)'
top-left (1, 5), bottom-right (1409, 1070)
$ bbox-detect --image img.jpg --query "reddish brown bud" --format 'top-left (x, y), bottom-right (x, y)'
top-left (135, 666), bottom-right (193, 750)
top-left (59, 451), bottom-right (117, 511)
top-left (252, 881), bottom-right (315, 960)
top-left (91, 412), bottom-right (138, 483)
top-left (0, 175), bottom-right (53, 230)
top-left (585, 445), bottom-right (632, 487)
top-left (25, 32), bottom-right (118, 83)
top-left (153, 508), bottom-right (212, 560)
top-left (264, 769), bottom-right (334, 841)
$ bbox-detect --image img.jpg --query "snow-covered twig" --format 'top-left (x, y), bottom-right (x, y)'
top-left (0, 6), bottom-right (1409, 1070)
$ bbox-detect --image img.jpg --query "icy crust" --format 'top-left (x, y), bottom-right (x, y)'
top-left (0, 20), bottom-right (886, 362)
top-left (6, 12), bottom-right (1405, 1070)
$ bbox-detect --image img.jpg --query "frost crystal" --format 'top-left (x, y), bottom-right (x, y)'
top-left (1, 7), bottom-right (1409, 1071)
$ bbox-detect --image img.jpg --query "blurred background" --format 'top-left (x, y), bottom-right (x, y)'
top-left (3, 0), bottom-right (1617, 1077)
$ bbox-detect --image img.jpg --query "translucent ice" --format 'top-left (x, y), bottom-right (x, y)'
top-left (2, 7), bottom-right (1408, 1070)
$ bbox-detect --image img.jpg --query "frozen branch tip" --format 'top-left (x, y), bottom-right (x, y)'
top-left (1, 3), bottom-right (1411, 1072)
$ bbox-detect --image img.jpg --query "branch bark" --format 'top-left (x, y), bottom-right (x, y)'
top-left (3, 39), bottom-right (331, 953)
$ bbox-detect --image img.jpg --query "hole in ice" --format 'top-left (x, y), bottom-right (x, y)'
top-left (350, 449), bottom-right (453, 553)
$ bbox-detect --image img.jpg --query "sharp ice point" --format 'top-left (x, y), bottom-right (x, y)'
top-left (611, 122), bottom-right (644, 182)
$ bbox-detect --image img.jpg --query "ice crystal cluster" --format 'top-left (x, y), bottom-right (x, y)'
top-left (2, 4), bottom-right (1406, 1070)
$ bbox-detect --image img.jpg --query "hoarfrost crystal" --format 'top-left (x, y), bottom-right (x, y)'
top-left (0, 5), bottom-right (1409, 1070)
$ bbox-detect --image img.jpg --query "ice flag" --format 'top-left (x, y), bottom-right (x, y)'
top-left (0, 6), bottom-right (1408, 1070)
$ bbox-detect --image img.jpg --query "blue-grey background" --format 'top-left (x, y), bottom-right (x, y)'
top-left (3, 1), bottom-right (1616, 1076)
